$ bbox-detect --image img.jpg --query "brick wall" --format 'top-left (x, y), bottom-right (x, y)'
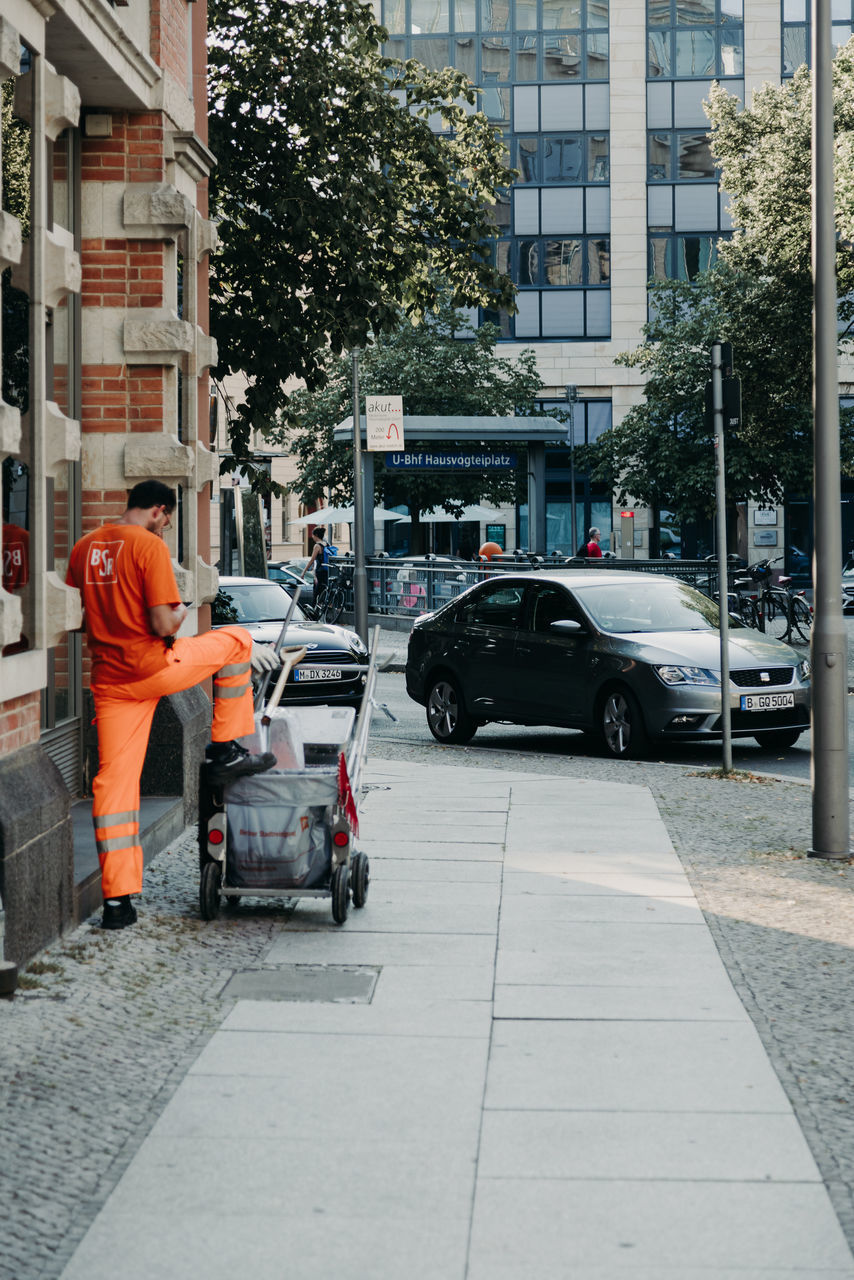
top-left (0, 694), bottom-right (41, 755)
top-left (81, 114), bottom-right (165, 185)
top-left (150, 0), bottom-right (192, 83)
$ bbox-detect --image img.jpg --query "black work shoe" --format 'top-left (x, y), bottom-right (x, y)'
top-left (203, 741), bottom-right (276, 786)
top-left (101, 896), bottom-right (138, 930)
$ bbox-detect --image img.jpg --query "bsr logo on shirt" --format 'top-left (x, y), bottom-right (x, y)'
top-left (86, 541), bottom-right (123, 585)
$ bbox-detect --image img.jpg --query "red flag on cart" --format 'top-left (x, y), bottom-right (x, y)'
top-left (337, 753), bottom-right (359, 837)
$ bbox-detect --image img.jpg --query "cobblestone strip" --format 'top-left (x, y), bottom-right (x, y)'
top-left (0, 834), bottom-right (293, 1280)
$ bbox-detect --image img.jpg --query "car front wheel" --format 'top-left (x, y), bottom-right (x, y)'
top-left (600, 687), bottom-right (648, 759)
top-left (754, 728), bottom-right (803, 750)
top-left (426, 676), bottom-right (477, 745)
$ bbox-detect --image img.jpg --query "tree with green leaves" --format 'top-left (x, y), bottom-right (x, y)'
top-left (207, 0), bottom-right (516, 482)
top-left (588, 42), bottom-right (854, 524)
top-left (274, 301), bottom-right (545, 551)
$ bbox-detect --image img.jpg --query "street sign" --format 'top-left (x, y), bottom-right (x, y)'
top-left (366, 395), bottom-right (404, 451)
top-left (385, 450), bottom-right (517, 471)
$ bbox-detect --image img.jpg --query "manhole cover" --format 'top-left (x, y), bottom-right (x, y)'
top-left (221, 964), bottom-right (379, 1004)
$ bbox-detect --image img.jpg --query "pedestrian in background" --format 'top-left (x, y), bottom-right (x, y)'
top-left (585, 527), bottom-right (603, 558)
top-left (302, 524), bottom-right (336, 608)
top-left (67, 480), bottom-right (279, 930)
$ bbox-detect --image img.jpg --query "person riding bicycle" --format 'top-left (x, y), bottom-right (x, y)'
top-left (302, 525), bottom-right (337, 609)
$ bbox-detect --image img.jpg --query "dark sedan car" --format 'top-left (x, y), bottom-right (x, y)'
top-left (405, 570), bottom-right (811, 758)
top-left (212, 576), bottom-right (368, 707)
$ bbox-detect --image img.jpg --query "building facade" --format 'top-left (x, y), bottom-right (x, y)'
top-left (381, 0), bottom-right (853, 563)
top-left (0, 0), bottom-right (216, 963)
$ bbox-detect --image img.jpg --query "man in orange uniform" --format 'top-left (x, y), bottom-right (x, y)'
top-left (67, 480), bottom-right (279, 930)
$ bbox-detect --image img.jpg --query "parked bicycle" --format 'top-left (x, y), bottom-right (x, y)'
top-left (736, 557), bottom-right (812, 645)
top-left (322, 562), bottom-right (355, 625)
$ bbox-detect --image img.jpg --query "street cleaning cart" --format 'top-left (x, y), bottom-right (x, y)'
top-left (197, 612), bottom-right (380, 925)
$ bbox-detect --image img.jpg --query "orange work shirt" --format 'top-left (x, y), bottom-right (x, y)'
top-left (67, 523), bottom-right (181, 685)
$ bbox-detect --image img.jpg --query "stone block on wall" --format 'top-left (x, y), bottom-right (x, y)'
top-left (0, 16), bottom-right (19, 81)
top-left (11, 230), bottom-right (81, 305)
top-left (0, 210), bottom-right (22, 269)
top-left (195, 329), bottom-right (218, 375)
top-left (171, 132), bottom-right (217, 185)
top-left (0, 401), bottom-right (21, 456)
top-left (124, 432), bottom-right (194, 482)
top-left (0, 589), bottom-right (23, 651)
top-left (123, 314), bottom-right (195, 366)
top-left (123, 182), bottom-right (194, 237)
top-left (43, 400), bottom-right (81, 477)
top-left (42, 574), bottom-right (82, 651)
top-left (196, 213), bottom-right (218, 260)
top-left (194, 442), bottom-right (219, 489)
top-left (44, 66), bottom-right (81, 139)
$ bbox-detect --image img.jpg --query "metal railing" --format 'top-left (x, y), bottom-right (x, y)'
top-left (325, 554), bottom-right (745, 621)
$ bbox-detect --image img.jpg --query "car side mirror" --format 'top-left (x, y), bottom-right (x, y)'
top-left (550, 619), bottom-right (582, 634)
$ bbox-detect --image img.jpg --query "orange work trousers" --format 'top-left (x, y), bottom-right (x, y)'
top-left (91, 625), bottom-right (255, 898)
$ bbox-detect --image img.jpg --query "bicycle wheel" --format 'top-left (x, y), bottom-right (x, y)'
top-left (790, 596), bottom-right (813, 644)
top-left (324, 584), bottom-right (346, 625)
top-left (737, 597), bottom-right (760, 630)
top-left (766, 591), bottom-right (791, 642)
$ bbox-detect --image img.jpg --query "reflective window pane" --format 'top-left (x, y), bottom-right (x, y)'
top-left (516, 137), bottom-right (539, 182)
top-left (588, 0), bottom-right (609, 28)
top-left (586, 32), bottom-right (609, 77)
top-left (481, 0), bottom-right (511, 30)
top-left (515, 35), bottom-right (539, 80)
top-left (480, 85), bottom-right (510, 123)
top-left (588, 134), bottom-right (609, 181)
top-left (455, 0), bottom-right (477, 26)
top-left (543, 135), bottom-right (583, 182)
top-left (410, 36), bottom-right (450, 68)
top-left (481, 34), bottom-right (511, 80)
top-left (411, 0), bottom-right (449, 31)
top-left (648, 31), bottom-right (672, 76)
top-left (720, 0), bottom-right (742, 21)
top-left (496, 240), bottom-right (511, 274)
top-left (515, 0), bottom-right (538, 28)
top-left (675, 234), bottom-right (714, 280)
top-left (648, 0), bottom-right (671, 25)
top-left (588, 237), bottom-right (610, 283)
top-left (677, 131), bottom-right (714, 178)
top-left (453, 35), bottom-right (477, 77)
top-left (676, 0), bottom-right (714, 23)
top-left (542, 0), bottom-right (583, 27)
top-left (782, 26), bottom-right (807, 74)
top-left (648, 132), bottom-right (672, 180)
top-left (649, 236), bottom-right (671, 280)
top-left (384, 0), bottom-right (406, 32)
top-left (545, 239), bottom-right (582, 284)
top-left (720, 30), bottom-right (743, 73)
top-left (518, 239), bottom-right (541, 285)
top-left (783, 0), bottom-right (806, 17)
top-left (675, 28), bottom-right (715, 75)
top-left (543, 33), bottom-right (581, 78)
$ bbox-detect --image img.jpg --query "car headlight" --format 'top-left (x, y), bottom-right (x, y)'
top-left (654, 665), bottom-right (720, 686)
top-left (350, 636), bottom-right (368, 657)
top-left (798, 658), bottom-right (811, 680)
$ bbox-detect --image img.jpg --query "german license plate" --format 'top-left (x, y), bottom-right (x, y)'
top-left (294, 666), bottom-right (342, 682)
top-left (739, 692), bottom-right (795, 711)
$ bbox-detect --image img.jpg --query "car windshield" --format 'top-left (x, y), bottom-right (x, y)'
top-left (212, 583), bottom-right (306, 625)
top-left (572, 578), bottom-right (728, 633)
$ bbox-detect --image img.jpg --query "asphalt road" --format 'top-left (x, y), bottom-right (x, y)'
top-left (371, 670), bottom-right (854, 787)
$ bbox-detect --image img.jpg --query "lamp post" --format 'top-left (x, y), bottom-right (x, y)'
top-left (566, 384), bottom-right (579, 552)
top-left (351, 352), bottom-right (369, 645)
top-left (810, 0), bottom-right (849, 857)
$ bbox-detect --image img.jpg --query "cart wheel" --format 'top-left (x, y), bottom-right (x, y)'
top-left (331, 864), bottom-right (350, 925)
top-left (351, 852), bottom-right (370, 909)
top-left (200, 860), bottom-right (222, 920)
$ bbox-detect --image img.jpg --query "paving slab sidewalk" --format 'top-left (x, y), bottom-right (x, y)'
top-left (59, 760), bottom-right (854, 1280)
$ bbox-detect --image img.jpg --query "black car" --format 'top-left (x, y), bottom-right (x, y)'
top-left (405, 570), bottom-right (811, 758)
top-left (212, 576), bottom-right (368, 707)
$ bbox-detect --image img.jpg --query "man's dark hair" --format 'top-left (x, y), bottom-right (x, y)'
top-left (126, 480), bottom-right (177, 513)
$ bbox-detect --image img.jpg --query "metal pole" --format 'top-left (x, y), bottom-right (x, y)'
top-left (566, 385), bottom-right (578, 551)
top-left (351, 352), bottom-right (369, 645)
top-left (810, 0), bottom-right (850, 857)
top-left (711, 342), bottom-right (733, 774)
